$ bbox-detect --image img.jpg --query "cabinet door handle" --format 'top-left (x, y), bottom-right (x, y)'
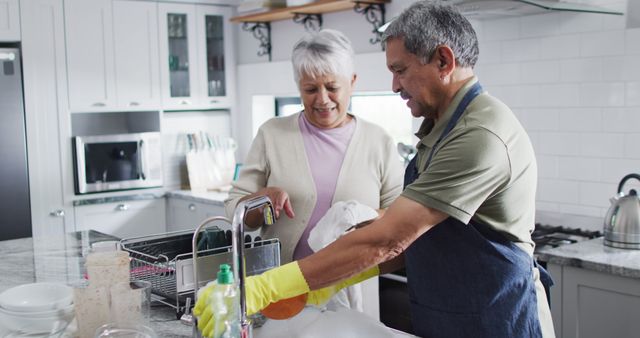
top-left (188, 204), bottom-right (197, 211)
top-left (116, 204), bottom-right (129, 211)
top-left (210, 100), bottom-right (219, 104)
top-left (92, 102), bottom-right (106, 107)
top-left (129, 101), bottom-right (140, 106)
top-left (49, 209), bottom-right (65, 217)
top-left (180, 100), bottom-right (191, 105)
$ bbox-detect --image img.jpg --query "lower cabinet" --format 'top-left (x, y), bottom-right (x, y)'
top-left (74, 198), bottom-right (166, 239)
top-left (548, 263), bottom-right (640, 338)
top-left (166, 197), bottom-right (226, 233)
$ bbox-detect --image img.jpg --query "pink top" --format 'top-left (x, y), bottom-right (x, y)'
top-left (292, 113), bottom-right (356, 260)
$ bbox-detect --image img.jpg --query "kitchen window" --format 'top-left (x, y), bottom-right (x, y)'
top-left (275, 93), bottom-right (415, 148)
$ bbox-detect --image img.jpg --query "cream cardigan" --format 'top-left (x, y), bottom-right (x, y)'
top-left (224, 112), bottom-right (404, 263)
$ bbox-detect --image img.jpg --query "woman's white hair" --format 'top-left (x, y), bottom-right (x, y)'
top-left (291, 29), bottom-right (355, 86)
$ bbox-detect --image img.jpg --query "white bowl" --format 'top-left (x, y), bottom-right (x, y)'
top-left (0, 283), bottom-right (73, 312)
top-left (0, 301), bottom-right (74, 318)
top-left (0, 303), bottom-right (74, 334)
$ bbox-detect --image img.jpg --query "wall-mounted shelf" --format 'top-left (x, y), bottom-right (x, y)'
top-left (231, 0), bottom-right (389, 61)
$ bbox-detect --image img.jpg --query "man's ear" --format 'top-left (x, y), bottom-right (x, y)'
top-left (435, 45), bottom-right (456, 77)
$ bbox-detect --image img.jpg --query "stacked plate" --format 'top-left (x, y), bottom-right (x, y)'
top-left (0, 283), bottom-right (75, 335)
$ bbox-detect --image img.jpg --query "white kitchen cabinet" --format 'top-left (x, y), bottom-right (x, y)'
top-left (158, 3), bottom-right (234, 110)
top-left (65, 0), bottom-right (161, 112)
top-left (21, 0), bottom-right (75, 238)
top-left (0, 0), bottom-right (20, 41)
top-left (112, 0), bottom-right (161, 110)
top-left (549, 263), bottom-right (640, 338)
top-left (74, 198), bottom-right (166, 239)
top-left (64, 0), bottom-right (117, 112)
top-left (166, 197), bottom-right (226, 232)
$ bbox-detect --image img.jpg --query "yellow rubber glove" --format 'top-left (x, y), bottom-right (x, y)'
top-left (194, 262), bottom-right (310, 337)
top-left (306, 265), bottom-right (380, 307)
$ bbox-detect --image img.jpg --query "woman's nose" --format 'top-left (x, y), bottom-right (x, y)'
top-left (317, 88), bottom-right (331, 103)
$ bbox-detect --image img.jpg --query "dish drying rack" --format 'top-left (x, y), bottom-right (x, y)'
top-left (120, 226), bottom-right (280, 318)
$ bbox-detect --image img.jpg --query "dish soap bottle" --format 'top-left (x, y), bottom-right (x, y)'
top-left (208, 264), bottom-right (240, 338)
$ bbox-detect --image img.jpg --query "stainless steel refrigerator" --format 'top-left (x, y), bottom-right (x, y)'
top-left (0, 46), bottom-right (31, 240)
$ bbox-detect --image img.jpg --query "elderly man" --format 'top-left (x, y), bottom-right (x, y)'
top-left (195, 2), bottom-right (554, 337)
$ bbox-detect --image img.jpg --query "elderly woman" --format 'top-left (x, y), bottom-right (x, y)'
top-left (224, 29), bottom-right (403, 311)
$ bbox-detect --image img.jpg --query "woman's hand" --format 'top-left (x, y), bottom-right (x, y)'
top-left (256, 187), bottom-right (295, 219)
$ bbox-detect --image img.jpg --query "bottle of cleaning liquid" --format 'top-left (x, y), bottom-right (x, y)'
top-left (208, 264), bottom-right (240, 338)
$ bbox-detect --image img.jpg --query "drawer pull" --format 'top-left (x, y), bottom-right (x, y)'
top-left (49, 209), bottom-right (65, 217)
top-left (116, 204), bottom-right (129, 211)
top-left (188, 204), bottom-right (197, 211)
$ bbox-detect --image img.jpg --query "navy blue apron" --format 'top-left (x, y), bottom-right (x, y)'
top-left (403, 82), bottom-right (551, 338)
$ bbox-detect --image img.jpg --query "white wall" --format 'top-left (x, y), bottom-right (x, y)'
top-left (232, 0), bottom-right (640, 230)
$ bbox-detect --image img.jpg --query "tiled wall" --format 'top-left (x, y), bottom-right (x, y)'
top-left (474, 0), bottom-right (640, 229)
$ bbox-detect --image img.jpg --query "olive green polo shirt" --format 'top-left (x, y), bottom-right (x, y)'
top-left (402, 77), bottom-right (537, 248)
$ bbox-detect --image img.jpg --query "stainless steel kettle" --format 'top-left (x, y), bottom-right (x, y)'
top-left (604, 173), bottom-right (640, 249)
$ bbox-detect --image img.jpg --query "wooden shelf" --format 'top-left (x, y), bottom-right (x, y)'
top-left (230, 0), bottom-right (389, 23)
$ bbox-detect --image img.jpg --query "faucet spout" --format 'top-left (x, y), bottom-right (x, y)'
top-left (231, 195), bottom-right (275, 336)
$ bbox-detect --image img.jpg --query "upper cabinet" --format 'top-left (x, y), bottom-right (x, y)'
top-left (0, 0), bottom-right (20, 41)
top-left (158, 3), bottom-right (234, 110)
top-left (64, 0), bottom-right (161, 112)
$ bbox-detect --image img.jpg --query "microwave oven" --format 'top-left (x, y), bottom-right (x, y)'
top-left (73, 132), bottom-right (163, 194)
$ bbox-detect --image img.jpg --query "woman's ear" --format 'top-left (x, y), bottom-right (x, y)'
top-left (351, 73), bottom-right (357, 86)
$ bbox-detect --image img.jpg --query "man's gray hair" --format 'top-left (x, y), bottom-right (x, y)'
top-left (291, 29), bottom-right (355, 85)
top-left (382, 1), bottom-right (479, 68)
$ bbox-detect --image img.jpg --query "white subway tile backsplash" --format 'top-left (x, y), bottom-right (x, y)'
top-left (579, 83), bottom-right (625, 107)
top-left (537, 178), bottom-right (580, 203)
top-left (539, 35), bottom-right (581, 59)
top-left (521, 60), bottom-right (560, 84)
top-left (538, 84), bottom-right (580, 107)
top-left (558, 157), bottom-right (602, 181)
top-left (558, 108), bottom-right (602, 132)
top-left (601, 158), bottom-right (640, 183)
top-left (559, 58), bottom-right (603, 82)
top-left (624, 134), bottom-right (640, 159)
top-left (626, 28), bottom-right (640, 54)
top-left (580, 30), bottom-right (625, 57)
top-left (520, 13), bottom-right (560, 38)
top-left (579, 181), bottom-right (615, 207)
top-left (483, 17), bottom-right (520, 41)
top-left (602, 107), bottom-right (640, 132)
top-left (470, 2), bottom-right (639, 223)
top-left (558, 11), bottom-right (604, 34)
top-left (536, 154), bottom-right (559, 178)
top-left (502, 38), bottom-right (541, 62)
top-left (538, 132), bottom-right (582, 155)
top-left (475, 63), bottom-right (521, 85)
top-left (519, 108), bottom-right (559, 131)
top-left (580, 133), bottom-right (625, 157)
top-left (626, 82), bottom-right (640, 106)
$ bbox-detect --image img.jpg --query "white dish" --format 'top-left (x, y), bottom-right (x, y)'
top-left (0, 303), bottom-right (74, 334)
top-left (0, 283), bottom-right (73, 313)
top-left (0, 301), bottom-right (74, 318)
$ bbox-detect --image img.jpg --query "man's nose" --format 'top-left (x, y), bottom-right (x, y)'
top-left (391, 74), bottom-right (401, 93)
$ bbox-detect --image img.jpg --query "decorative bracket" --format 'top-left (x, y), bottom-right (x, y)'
top-left (292, 13), bottom-right (323, 32)
top-left (353, 2), bottom-right (386, 49)
top-left (242, 22), bottom-right (272, 61)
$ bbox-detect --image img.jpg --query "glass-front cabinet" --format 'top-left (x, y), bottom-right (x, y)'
top-left (158, 3), bottom-right (233, 110)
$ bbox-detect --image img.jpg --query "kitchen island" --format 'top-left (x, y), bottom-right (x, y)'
top-left (537, 238), bottom-right (640, 338)
top-left (0, 231), bottom-right (193, 337)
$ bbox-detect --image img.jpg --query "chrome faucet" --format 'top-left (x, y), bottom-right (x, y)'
top-left (231, 195), bottom-right (275, 337)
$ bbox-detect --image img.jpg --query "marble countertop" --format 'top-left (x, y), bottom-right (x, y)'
top-left (537, 237), bottom-right (640, 279)
top-left (166, 189), bottom-right (229, 206)
top-left (0, 231), bottom-right (194, 337)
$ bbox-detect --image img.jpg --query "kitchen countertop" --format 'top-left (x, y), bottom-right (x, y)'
top-left (0, 231), bottom-right (414, 337)
top-left (0, 231), bottom-right (193, 337)
top-left (536, 237), bottom-right (640, 279)
top-left (166, 189), bottom-right (229, 206)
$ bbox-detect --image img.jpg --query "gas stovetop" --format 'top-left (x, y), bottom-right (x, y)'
top-left (533, 223), bottom-right (602, 252)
